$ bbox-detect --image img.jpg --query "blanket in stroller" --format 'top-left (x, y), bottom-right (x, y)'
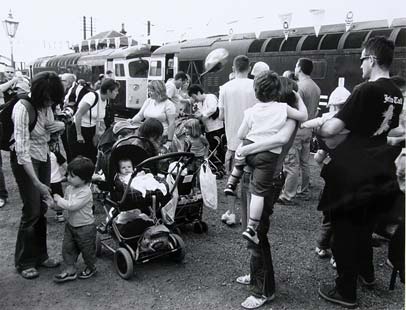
top-left (112, 172), bottom-right (171, 213)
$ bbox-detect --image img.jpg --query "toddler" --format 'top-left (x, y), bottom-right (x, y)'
top-left (52, 156), bottom-right (96, 283)
top-left (225, 71), bottom-right (307, 244)
top-left (183, 118), bottom-right (209, 173)
top-left (301, 85), bottom-right (351, 165)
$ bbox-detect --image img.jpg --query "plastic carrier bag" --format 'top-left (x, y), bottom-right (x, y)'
top-left (160, 174), bottom-right (179, 225)
top-left (199, 162), bottom-right (217, 210)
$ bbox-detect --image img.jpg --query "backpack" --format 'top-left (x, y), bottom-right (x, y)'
top-left (66, 82), bottom-right (99, 121)
top-left (0, 93), bottom-right (37, 151)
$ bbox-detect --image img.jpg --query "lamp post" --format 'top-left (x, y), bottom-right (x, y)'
top-left (2, 10), bottom-right (19, 69)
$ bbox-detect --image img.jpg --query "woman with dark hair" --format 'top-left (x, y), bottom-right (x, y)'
top-left (10, 71), bottom-right (65, 279)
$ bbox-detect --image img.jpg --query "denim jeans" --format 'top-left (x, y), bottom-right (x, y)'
top-left (62, 223), bottom-right (96, 270)
top-left (0, 151), bottom-right (8, 199)
top-left (280, 129), bottom-right (311, 200)
top-left (10, 152), bottom-right (50, 270)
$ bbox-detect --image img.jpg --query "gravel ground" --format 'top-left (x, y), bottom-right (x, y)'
top-left (0, 152), bottom-right (404, 310)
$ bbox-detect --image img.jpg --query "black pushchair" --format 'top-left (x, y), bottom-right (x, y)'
top-left (95, 135), bottom-right (194, 280)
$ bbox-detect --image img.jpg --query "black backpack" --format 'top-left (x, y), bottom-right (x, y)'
top-left (0, 93), bottom-right (37, 151)
top-left (66, 82), bottom-right (99, 121)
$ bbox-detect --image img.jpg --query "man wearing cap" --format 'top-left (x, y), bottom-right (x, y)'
top-left (278, 58), bottom-right (320, 204)
top-left (218, 55), bottom-right (257, 226)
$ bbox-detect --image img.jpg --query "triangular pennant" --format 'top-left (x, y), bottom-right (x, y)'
top-left (309, 9), bottom-right (325, 37)
top-left (279, 13), bottom-right (292, 40)
top-left (87, 39), bottom-right (91, 51)
top-left (228, 28), bottom-right (234, 43)
top-left (95, 39), bottom-right (99, 50)
top-left (115, 37), bottom-right (120, 48)
top-left (127, 35), bottom-right (132, 47)
top-left (78, 41), bottom-right (82, 52)
top-left (345, 11), bottom-right (354, 32)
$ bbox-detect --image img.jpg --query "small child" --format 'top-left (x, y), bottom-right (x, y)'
top-left (301, 85), bottom-right (351, 165)
top-left (183, 118), bottom-right (209, 173)
top-left (225, 71), bottom-right (307, 244)
top-left (52, 156), bottom-right (96, 283)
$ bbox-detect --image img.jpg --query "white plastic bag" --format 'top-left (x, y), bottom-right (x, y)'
top-left (199, 162), bottom-right (218, 210)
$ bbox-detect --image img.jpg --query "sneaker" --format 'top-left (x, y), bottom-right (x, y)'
top-left (358, 274), bottom-right (376, 287)
top-left (242, 226), bottom-right (259, 244)
top-left (0, 198), bottom-right (7, 208)
top-left (276, 197), bottom-right (295, 205)
top-left (236, 274), bottom-right (251, 285)
top-left (315, 247), bottom-right (329, 259)
top-left (226, 213), bottom-right (236, 226)
top-left (330, 256), bottom-right (336, 269)
top-left (318, 284), bottom-right (358, 309)
top-left (78, 266), bottom-right (97, 279)
top-left (56, 214), bottom-right (65, 223)
top-left (221, 210), bottom-right (231, 223)
top-left (224, 183), bottom-right (237, 196)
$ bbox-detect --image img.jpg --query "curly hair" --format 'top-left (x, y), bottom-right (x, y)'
top-left (253, 70), bottom-right (281, 103)
top-left (148, 80), bottom-right (168, 102)
top-left (279, 76), bottom-right (298, 108)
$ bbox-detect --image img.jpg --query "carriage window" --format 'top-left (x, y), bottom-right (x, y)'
top-left (149, 60), bottom-right (162, 77)
top-left (115, 63), bottom-right (125, 77)
top-left (301, 35), bottom-right (323, 50)
top-left (343, 31), bottom-right (368, 49)
top-left (264, 38), bottom-right (284, 52)
top-left (248, 39), bottom-right (266, 53)
top-left (129, 59), bottom-right (149, 78)
top-left (395, 28), bottom-right (406, 47)
top-left (320, 33), bottom-right (343, 50)
top-left (280, 36), bottom-right (301, 52)
top-left (310, 60), bottom-right (327, 79)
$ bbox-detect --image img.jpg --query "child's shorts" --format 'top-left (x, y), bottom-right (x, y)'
top-left (246, 151), bottom-right (279, 197)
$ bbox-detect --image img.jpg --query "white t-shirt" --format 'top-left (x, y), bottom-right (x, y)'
top-left (74, 90), bottom-right (106, 127)
top-left (137, 98), bottom-right (177, 136)
top-left (165, 79), bottom-right (180, 100)
top-left (50, 152), bottom-right (65, 183)
top-left (218, 78), bottom-right (257, 151)
top-left (197, 94), bottom-right (224, 133)
top-left (240, 101), bottom-right (288, 154)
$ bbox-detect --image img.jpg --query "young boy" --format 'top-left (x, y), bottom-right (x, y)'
top-left (53, 156), bottom-right (96, 283)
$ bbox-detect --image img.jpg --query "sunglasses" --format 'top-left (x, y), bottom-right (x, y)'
top-left (360, 55), bottom-right (377, 64)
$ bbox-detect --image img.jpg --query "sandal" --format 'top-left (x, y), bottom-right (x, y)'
top-left (53, 271), bottom-right (77, 283)
top-left (39, 258), bottom-right (60, 268)
top-left (20, 267), bottom-right (39, 279)
top-left (78, 266), bottom-right (97, 279)
top-left (241, 295), bottom-right (274, 309)
top-left (236, 274), bottom-right (251, 285)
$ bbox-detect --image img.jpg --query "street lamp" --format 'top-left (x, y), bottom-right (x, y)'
top-left (2, 10), bottom-right (19, 69)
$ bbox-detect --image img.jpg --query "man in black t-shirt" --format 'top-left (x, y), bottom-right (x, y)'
top-left (317, 37), bottom-right (403, 308)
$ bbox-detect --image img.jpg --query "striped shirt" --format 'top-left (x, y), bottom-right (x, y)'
top-left (11, 101), bottom-right (53, 165)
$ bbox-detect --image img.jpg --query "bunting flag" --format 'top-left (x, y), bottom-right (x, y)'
top-left (115, 37), bottom-right (120, 48)
top-left (309, 9), bottom-right (325, 37)
top-left (87, 39), bottom-right (91, 51)
top-left (254, 16), bottom-right (265, 39)
top-left (127, 35), bottom-right (132, 47)
top-left (345, 11), bottom-right (354, 32)
top-left (78, 41), bottom-right (82, 52)
top-left (387, 14), bottom-right (396, 27)
top-left (95, 39), bottom-right (99, 50)
top-left (106, 38), bottom-right (111, 48)
top-left (228, 28), bottom-right (234, 43)
top-left (279, 13), bottom-right (292, 40)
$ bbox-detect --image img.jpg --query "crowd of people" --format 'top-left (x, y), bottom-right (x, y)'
top-left (0, 35), bottom-right (404, 309)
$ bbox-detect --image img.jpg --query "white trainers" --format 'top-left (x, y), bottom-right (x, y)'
top-left (221, 210), bottom-right (231, 223)
top-left (242, 226), bottom-right (259, 244)
top-left (315, 247), bottom-right (329, 258)
top-left (330, 256), bottom-right (336, 269)
top-left (226, 213), bottom-right (236, 226)
top-left (236, 274), bottom-right (251, 285)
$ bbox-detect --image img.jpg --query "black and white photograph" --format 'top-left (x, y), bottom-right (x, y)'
top-left (0, 0), bottom-right (405, 309)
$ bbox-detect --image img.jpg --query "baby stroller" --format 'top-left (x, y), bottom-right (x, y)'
top-left (95, 135), bottom-right (194, 280)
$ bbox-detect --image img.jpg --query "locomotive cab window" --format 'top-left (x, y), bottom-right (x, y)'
top-left (343, 31), bottom-right (368, 49)
top-left (149, 60), bottom-right (162, 77)
top-left (265, 38), bottom-right (284, 52)
top-left (115, 63), bottom-right (125, 77)
top-left (129, 59), bottom-right (149, 78)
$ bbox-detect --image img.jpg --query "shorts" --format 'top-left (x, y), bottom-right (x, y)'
top-left (246, 151), bottom-right (279, 197)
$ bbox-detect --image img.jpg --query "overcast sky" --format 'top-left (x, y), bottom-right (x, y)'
top-left (0, 0), bottom-right (404, 65)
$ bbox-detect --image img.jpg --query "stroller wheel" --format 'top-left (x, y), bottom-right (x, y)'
top-left (114, 247), bottom-right (134, 280)
top-left (169, 234), bottom-right (186, 262)
top-left (95, 233), bottom-right (102, 257)
top-left (193, 221), bottom-right (204, 234)
top-left (200, 221), bottom-right (208, 233)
